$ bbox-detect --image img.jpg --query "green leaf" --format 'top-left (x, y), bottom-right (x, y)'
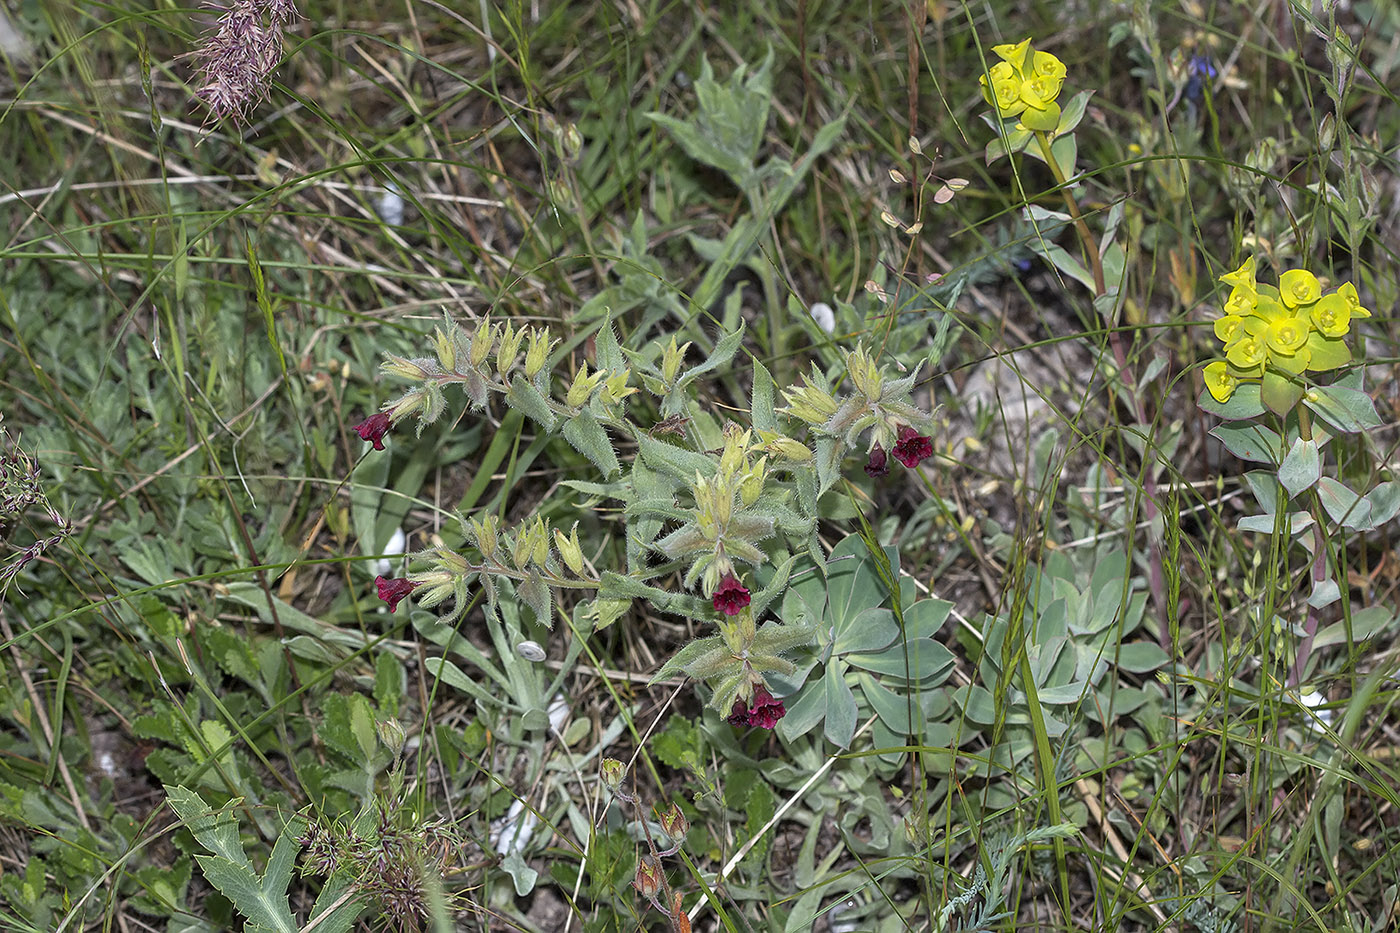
top-left (1115, 641), bottom-right (1170, 673)
top-left (560, 410), bottom-right (620, 478)
top-left (1210, 422), bottom-right (1282, 464)
top-left (673, 325), bottom-right (746, 394)
top-left (349, 694), bottom-right (376, 764)
top-left (644, 50), bottom-right (774, 184)
top-left (194, 856), bottom-right (296, 933)
top-left (1315, 477), bottom-right (1400, 531)
top-left (506, 375), bottom-right (557, 431)
top-left (1278, 438), bottom-right (1321, 497)
top-left (306, 877), bottom-right (364, 933)
top-left (1198, 383), bottom-right (1265, 420)
top-left (823, 662), bottom-right (858, 748)
top-left (165, 786), bottom-right (247, 866)
top-left (1313, 606), bottom-right (1395, 649)
top-left (1056, 89), bottom-right (1093, 134)
top-left (751, 360), bottom-right (777, 433)
top-left (1261, 370), bottom-right (1305, 416)
top-left (1305, 383), bottom-right (1382, 433)
top-left (1020, 101), bottom-right (1061, 131)
top-left (425, 657), bottom-right (508, 709)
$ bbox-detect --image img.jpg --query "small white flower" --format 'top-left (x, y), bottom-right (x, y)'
top-left (809, 301), bottom-right (836, 334)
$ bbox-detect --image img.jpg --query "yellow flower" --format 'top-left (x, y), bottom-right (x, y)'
top-left (1214, 314), bottom-right (1245, 344)
top-left (981, 61), bottom-right (1026, 116)
top-left (1219, 256), bottom-right (1257, 291)
top-left (1309, 293), bottom-right (1351, 338)
top-left (1032, 50), bottom-right (1066, 80)
top-left (1279, 269), bottom-right (1321, 309)
top-left (1226, 335), bottom-right (1267, 370)
top-left (1264, 315), bottom-right (1310, 355)
top-left (1223, 285), bottom-right (1256, 317)
top-left (1204, 361), bottom-right (1238, 402)
top-left (992, 38), bottom-right (1033, 74)
top-left (1021, 74), bottom-right (1062, 109)
top-left (1336, 281), bottom-right (1371, 319)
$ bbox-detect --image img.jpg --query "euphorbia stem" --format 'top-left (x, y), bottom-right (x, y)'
top-left (1034, 130), bottom-right (1106, 296)
top-left (1290, 407), bottom-right (1324, 687)
top-left (1031, 129), bottom-right (1170, 646)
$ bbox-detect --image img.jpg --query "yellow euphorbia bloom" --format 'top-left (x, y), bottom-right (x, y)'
top-left (1223, 285), bottom-right (1257, 317)
top-left (981, 62), bottom-right (1027, 116)
top-left (992, 38), bottom-right (1033, 73)
top-left (1033, 50), bottom-right (1066, 80)
top-left (1219, 257), bottom-right (1257, 291)
top-left (1279, 269), bottom-right (1322, 309)
top-left (1214, 315), bottom-right (1245, 343)
top-left (981, 38), bottom-right (1066, 128)
top-left (1204, 361), bottom-right (1238, 402)
top-left (1309, 293), bottom-right (1352, 338)
top-left (1264, 315), bottom-right (1310, 356)
top-left (1226, 335), bottom-right (1267, 370)
top-left (1336, 282), bottom-right (1371, 319)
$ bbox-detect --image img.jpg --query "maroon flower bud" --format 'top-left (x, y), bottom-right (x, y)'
top-left (712, 573), bottom-right (751, 616)
top-left (727, 683), bottom-right (785, 730)
top-left (864, 442), bottom-right (889, 478)
top-left (726, 697), bottom-right (751, 727)
top-left (746, 684), bottom-right (786, 729)
top-left (375, 575), bottom-right (418, 612)
top-left (891, 425), bottom-right (933, 468)
top-left (354, 412), bottom-right (393, 450)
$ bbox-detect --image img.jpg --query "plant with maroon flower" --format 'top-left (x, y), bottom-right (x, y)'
top-left (712, 572), bottom-right (751, 615)
top-left (374, 575), bottom-right (419, 612)
top-left (364, 311), bottom-right (936, 734)
top-left (891, 425), bottom-right (934, 468)
top-left (779, 343), bottom-right (935, 486)
top-left (864, 442), bottom-right (889, 478)
top-left (354, 412), bottom-right (393, 451)
top-left (651, 594), bottom-right (810, 722)
top-left (726, 682), bottom-right (785, 729)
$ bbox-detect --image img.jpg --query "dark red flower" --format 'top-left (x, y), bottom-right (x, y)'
top-left (712, 573), bottom-right (751, 616)
top-left (864, 442), bottom-right (889, 478)
top-left (891, 425), bottom-right (933, 468)
top-left (727, 684), bottom-right (785, 729)
top-left (354, 412), bottom-right (392, 450)
top-left (375, 575), bottom-right (418, 612)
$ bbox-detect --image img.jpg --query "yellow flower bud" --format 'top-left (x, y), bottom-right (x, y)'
top-left (565, 361), bottom-right (607, 407)
top-left (432, 325), bottom-right (456, 371)
top-left (496, 323), bottom-right (526, 376)
top-left (554, 523), bottom-right (586, 575)
top-left (846, 346), bottom-right (884, 400)
top-left (740, 457), bottom-right (766, 507)
top-left (471, 514), bottom-right (499, 559)
top-left (381, 354), bottom-right (433, 381)
top-left (661, 336), bottom-right (691, 385)
top-left (531, 518), bottom-right (551, 567)
top-left (604, 368), bottom-right (637, 403)
top-left (470, 322), bottom-right (496, 368)
top-left (524, 327), bottom-right (555, 379)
